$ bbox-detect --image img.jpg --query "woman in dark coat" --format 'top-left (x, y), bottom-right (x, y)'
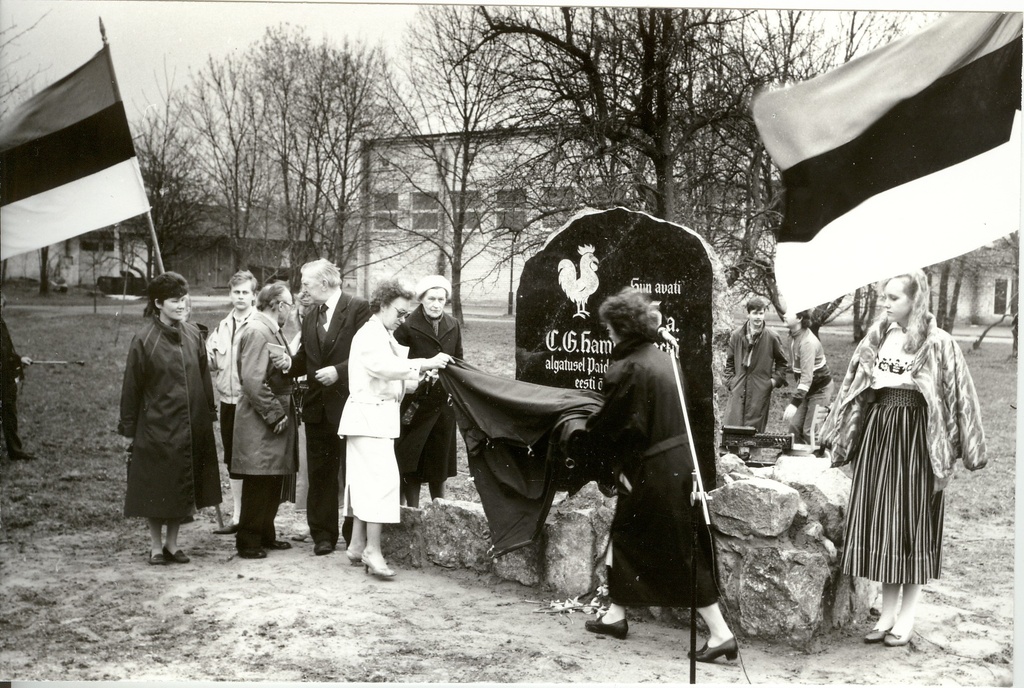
top-left (574, 288), bottom-right (737, 663)
top-left (394, 275), bottom-right (464, 507)
top-left (118, 272), bottom-right (222, 566)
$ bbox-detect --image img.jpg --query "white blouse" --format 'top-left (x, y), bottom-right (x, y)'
top-left (870, 324), bottom-right (916, 390)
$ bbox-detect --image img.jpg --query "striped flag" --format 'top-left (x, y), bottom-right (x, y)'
top-left (753, 12), bottom-right (1022, 314)
top-left (0, 45), bottom-right (150, 261)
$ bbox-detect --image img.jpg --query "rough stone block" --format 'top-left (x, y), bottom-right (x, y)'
top-left (421, 499), bottom-right (492, 572)
top-left (772, 457), bottom-right (851, 544)
top-left (544, 509), bottom-right (599, 597)
top-left (709, 477), bottom-right (800, 538)
top-left (492, 540), bottom-right (543, 587)
top-left (733, 544), bottom-right (831, 647)
top-left (383, 506), bottom-right (427, 568)
top-left (716, 454), bottom-right (751, 488)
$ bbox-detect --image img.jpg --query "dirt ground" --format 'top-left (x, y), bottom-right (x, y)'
top-left (0, 496), bottom-right (1014, 685)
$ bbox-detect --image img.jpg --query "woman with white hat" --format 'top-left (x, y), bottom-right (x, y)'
top-left (394, 275), bottom-right (464, 507)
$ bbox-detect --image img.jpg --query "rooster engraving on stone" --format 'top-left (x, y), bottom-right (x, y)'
top-left (558, 244), bottom-right (600, 319)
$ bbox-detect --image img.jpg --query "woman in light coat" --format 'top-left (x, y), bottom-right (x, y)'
top-left (819, 270), bottom-right (986, 647)
top-left (338, 279), bottom-right (451, 578)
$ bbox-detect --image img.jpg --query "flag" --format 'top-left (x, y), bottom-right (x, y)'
top-left (0, 45), bottom-right (150, 261)
top-left (752, 12), bottom-right (1022, 314)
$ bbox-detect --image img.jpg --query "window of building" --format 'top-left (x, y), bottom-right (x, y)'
top-left (412, 191), bottom-right (439, 231)
top-left (495, 188), bottom-right (526, 231)
top-left (372, 193), bottom-right (400, 231)
top-left (994, 277), bottom-right (1014, 314)
top-left (81, 232), bottom-right (115, 253)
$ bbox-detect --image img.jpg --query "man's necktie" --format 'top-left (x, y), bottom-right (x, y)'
top-left (317, 304), bottom-right (328, 344)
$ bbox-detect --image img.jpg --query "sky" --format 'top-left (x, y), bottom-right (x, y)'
top-left (0, 0), bottom-right (1007, 119)
top-left (0, 0), bottom-right (423, 117)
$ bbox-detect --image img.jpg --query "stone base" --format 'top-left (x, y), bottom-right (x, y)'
top-left (380, 456), bottom-right (874, 649)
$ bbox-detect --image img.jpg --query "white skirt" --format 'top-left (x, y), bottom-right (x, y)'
top-left (343, 435), bottom-right (401, 524)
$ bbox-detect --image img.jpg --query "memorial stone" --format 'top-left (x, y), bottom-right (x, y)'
top-left (516, 206), bottom-right (718, 488)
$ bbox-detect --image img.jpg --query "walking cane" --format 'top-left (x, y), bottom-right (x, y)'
top-left (668, 347), bottom-right (711, 685)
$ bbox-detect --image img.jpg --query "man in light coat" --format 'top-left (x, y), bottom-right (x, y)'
top-left (206, 270), bottom-right (258, 533)
top-left (232, 283), bottom-right (299, 559)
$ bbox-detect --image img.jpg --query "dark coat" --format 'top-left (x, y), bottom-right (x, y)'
top-left (1, 316), bottom-right (24, 390)
top-left (290, 291), bottom-right (371, 427)
top-left (723, 324), bottom-right (788, 431)
top-left (394, 306), bottom-right (464, 480)
top-left (577, 337), bottom-right (718, 608)
top-left (118, 317), bottom-right (222, 519)
top-left (233, 311), bottom-right (298, 476)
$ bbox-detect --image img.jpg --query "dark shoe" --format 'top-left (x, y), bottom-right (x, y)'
top-left (864, 626), bottom-right (892, 644)
top-left (585, 616), bottom-right (628, 640)
top-left (237, 548), bottom-right (267, 559)
top-left (214, 523), bottom-right (239, 535)
top-left (148, 552), bottom-right (168, 566)
top-left (264, 540), bottom-right (292, 551)
top-left (162, 547), bottom-right (190, 564)
top-left (689, 637), bottom-right (739, 663)
top-left (9, 452), bottom-right (37, 461)
top-left (314, 541), bottom-right (334, 556)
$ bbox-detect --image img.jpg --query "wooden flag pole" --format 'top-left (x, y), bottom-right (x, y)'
top-left (99, 18), bottom-right (165, 276)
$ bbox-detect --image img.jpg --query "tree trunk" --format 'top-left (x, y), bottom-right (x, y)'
top-left (936, 263), bottom-right (951, 331)
top-left (972, 313), bottom-right (1007, 350)
top-left (39, 247), bottom-right (50, 295)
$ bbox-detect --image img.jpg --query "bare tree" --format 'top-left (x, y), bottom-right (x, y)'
top-left (251, 25), bottom-right (388, 281)
top-left (129, 66), bottom-right (214, 276)
top-left (381, 5), bottom-right (524, 320)
top-left (187, 50), bottom-right (273, 270)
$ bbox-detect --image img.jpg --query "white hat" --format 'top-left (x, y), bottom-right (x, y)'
top-left (415, 275), bottom-right (452, 300)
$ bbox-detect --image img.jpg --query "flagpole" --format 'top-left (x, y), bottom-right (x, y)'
top-left (99, 17), bottom-right (165, 275)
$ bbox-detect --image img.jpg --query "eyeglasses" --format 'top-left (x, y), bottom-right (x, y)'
top-left (276, 301), bottom-right (294, 310)
top-left (393, 305), bottom-right (410, 319)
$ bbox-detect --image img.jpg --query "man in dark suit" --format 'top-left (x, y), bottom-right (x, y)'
top-left (274, 259), bottom-right (369, 556)
top-left (1, 292), bottom-right (36, 461)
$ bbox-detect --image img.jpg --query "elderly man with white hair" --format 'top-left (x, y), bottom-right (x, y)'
top-left (394, 275), bottom-right (464, 507)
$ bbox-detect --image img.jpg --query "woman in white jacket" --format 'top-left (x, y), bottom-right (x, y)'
top-left (338, 279), bottom-right (451, 578)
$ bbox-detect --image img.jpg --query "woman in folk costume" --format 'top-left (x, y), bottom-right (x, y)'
top-left (338, 279), bottom-right (452, 578)
top-left (819, 270), bottom-right (986, 647)
top-left (394, 275), bottom-right (464, 507)
top-left (724, 295), bottom-right (789, 434)
top-left (571, 288), bottom-right (737, 663)
top-left (118, 272), bottom-right (222, 566)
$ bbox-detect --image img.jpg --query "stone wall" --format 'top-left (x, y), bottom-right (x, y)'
top-left (382, 452), bottom-right (876, 649)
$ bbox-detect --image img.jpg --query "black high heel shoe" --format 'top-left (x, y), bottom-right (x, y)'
top-left (584, 615), bottom-right (628, 640)
top-left (689, 637), bottom-right (739, 663)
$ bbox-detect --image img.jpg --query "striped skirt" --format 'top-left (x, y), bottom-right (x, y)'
top-left (840, 387), bottom-right (944, 584)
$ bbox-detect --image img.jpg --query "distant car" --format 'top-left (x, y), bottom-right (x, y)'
top-left (97, 268), bottom-right (148, 296)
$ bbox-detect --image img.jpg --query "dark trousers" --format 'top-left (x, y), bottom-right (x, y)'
top-left (1, 382), bottom-right (27, 458)
top-left (219, 402), bottom-right (241, 479)
top-left (236, 474), bottom-right (284, 551)
top-left (305, 420), bottom-right (352, 547)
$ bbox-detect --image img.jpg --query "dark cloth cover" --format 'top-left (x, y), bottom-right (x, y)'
top-left (438, 359), bottom-right (603, 557)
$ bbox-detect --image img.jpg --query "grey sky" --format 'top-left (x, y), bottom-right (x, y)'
top-left (0, 0), bottom-right (421, 116)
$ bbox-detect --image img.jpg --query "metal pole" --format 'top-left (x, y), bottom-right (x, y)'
top-left (669, 350), bottom-right (711, 685)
